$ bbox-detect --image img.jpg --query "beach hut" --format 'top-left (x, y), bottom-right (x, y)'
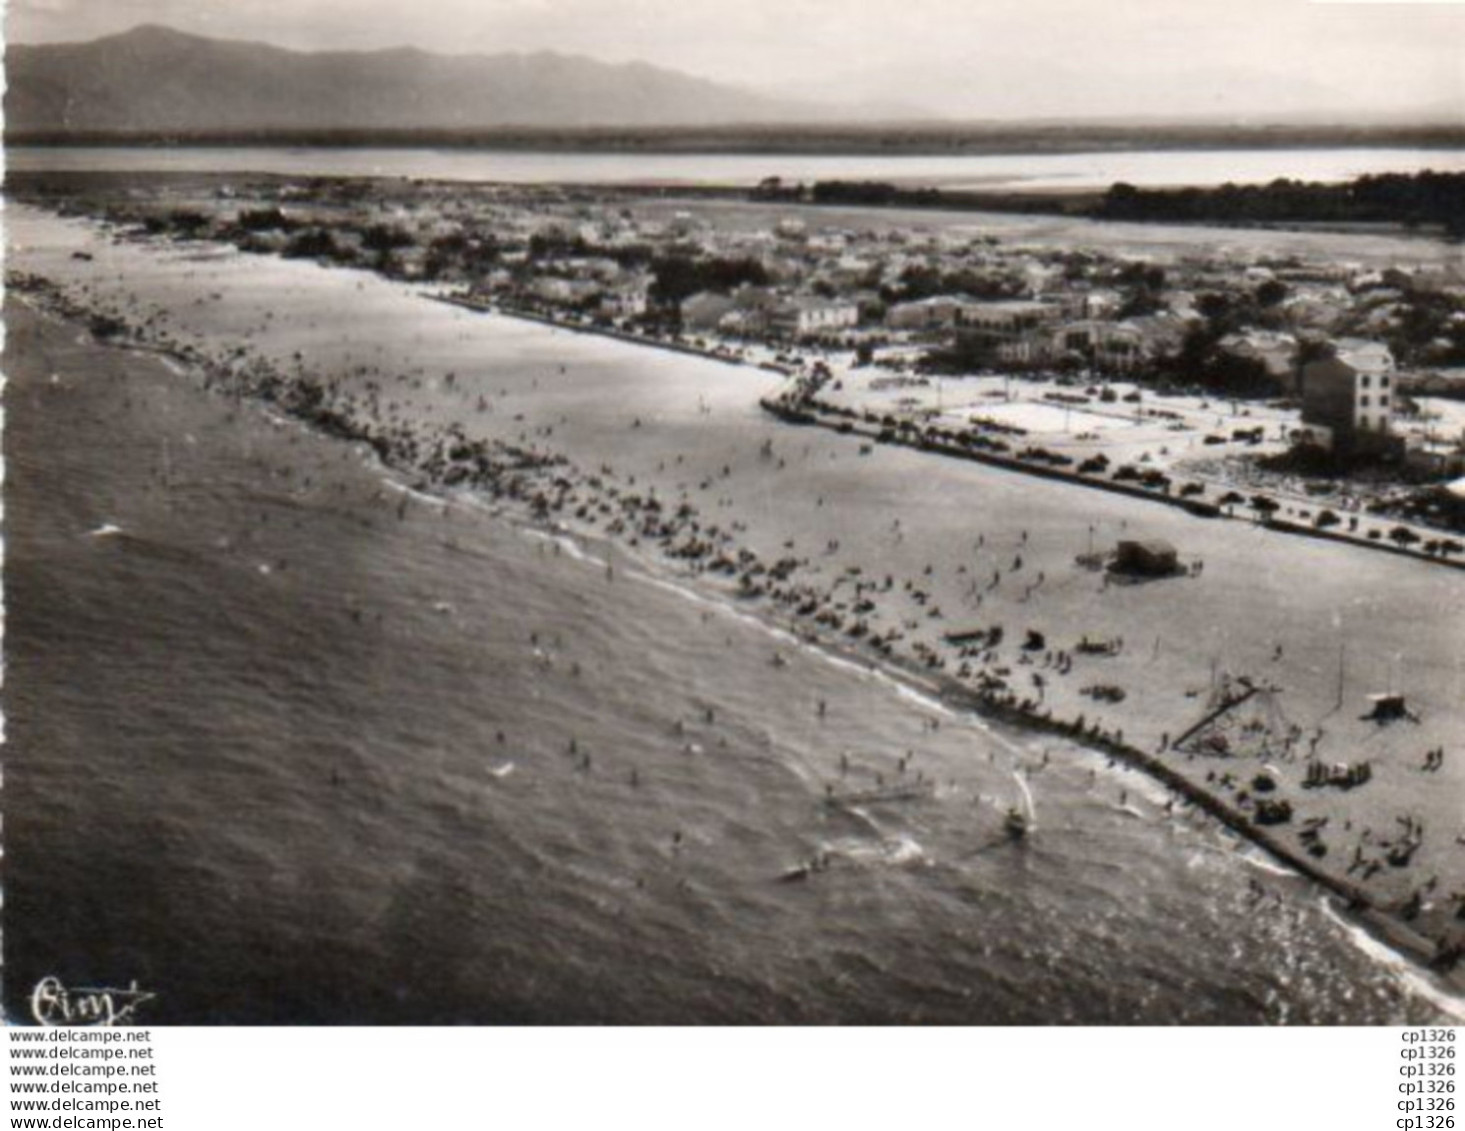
top-left (1365, 692), bottom-right (1408, 722)
top-left (1114, 539), bottom-right (1179, 576)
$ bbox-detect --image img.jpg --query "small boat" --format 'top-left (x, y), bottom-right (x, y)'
top-left (778, 851), bottom-right (831, 883)
top-left (1005, 768), bottom-right (1036, 841)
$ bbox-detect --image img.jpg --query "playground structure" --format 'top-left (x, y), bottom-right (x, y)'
top-left (1172, 677), bottom-right (1302, 761)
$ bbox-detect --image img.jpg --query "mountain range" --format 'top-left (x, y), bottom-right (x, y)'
top-left (8, 24), bottom-right (1457, 143)
top-left (5, 24), bottom-right (851, 136)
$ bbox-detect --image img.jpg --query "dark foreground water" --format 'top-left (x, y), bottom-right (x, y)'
top-left (6, 300), bottom-right (1462, 1026)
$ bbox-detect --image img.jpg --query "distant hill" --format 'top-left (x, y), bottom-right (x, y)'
top-left (4, 24), bottom-right (830, 135)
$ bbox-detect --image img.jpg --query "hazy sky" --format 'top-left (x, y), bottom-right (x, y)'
top-left (8, 0), bottom-right (1465, 120)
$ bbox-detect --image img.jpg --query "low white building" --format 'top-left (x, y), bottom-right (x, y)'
top-left (886, 296), bottom-right (969, 331)
top-left (529, 276), bottom-right (602, 306)
top-left (772, 297), bottom-right (859, 338)
top-left (600, 278), bottom-right (652, 319)
top-left (960, 299), bottom-right (1064, 336)
top-left (1054, 320), bottom-right (1147, 370)
top-left (680, 291), bottom-right (739, 330)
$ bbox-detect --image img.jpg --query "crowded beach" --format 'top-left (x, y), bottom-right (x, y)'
top-left (7, 172), bottom-right (1465, 989)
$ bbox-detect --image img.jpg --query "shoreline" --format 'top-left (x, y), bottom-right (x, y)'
top-left (12, 273), bottom-right (1463, 1004)
top-left (732, 565), bottom-right (1459, 983)
top-left (558, 502), bottom-right (1455, 983)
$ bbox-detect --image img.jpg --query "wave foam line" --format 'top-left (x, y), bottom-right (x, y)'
top-left (1318, 899), bottom-right (1465, 1021)
top-left (381, 477), bottom-right (449, 510)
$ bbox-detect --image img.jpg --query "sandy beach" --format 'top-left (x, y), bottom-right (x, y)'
top-left (8, 196), bottom-right (1465, 1016)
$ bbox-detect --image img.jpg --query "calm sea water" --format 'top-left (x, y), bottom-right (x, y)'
top-left (9, 144), bottom-right (1465, 191)
top-left (5, 207), bottom-right (1462, 1024)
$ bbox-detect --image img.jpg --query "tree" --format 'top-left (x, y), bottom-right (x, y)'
top-left (648, 255), bottom-right (769, 308)
top-left (1255, 279), bottom-right (1289, 308)
top-left (166, 210), bottom-right (212, 238)
top-left (1250, 494), bottom-right (1281, 522)
top-left (1296, 337), bottom-right (1337, 367)
top-left (1099, 182), bottom-right (1142, 218)
top-left (284, 228), bottom-right (337, 259)
top-left (362, 224), bottom-right (414, 253)
top-left (1196, 292), bottom-right (1240, 329)
top-left (1118, 287), bottom-right (1164, 319)
top-left (237, 207), bottom-right (294, 232)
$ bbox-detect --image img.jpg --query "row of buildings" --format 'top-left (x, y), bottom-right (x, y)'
top-left (186, 179), bottom-right (1463, 468)
top-left (677, 288), bottom-right (1176, 369)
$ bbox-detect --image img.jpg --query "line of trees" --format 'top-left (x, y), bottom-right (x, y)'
top-left (1094, 172), bottom-right (1465, 235)
top-left (647, 255), bottom-right (770, 307)
top-left (751, 179), bottom-right (945, 208)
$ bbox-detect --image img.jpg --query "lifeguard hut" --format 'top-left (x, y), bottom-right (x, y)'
top-left (1113, 538), bottom-right (1179, 577)
top-left (1366, 692), bottom-right (1409, 722)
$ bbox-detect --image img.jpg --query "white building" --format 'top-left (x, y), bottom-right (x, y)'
top-left (772, 297), bottom-right (859, 338)
top-left (1054, 320), bottom-right (1147, 370)
top-left (956, 300), bottom-right (1065, 365)
top-left (1299, 340), bottom-right (1397, 452)
top-left (886, 296), bottom-right (970, 331)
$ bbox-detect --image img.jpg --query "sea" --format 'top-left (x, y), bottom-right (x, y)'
top-left (4, 198), bottom-right (1463, 1025)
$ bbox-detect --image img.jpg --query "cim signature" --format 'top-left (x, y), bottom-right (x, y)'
top-left (30, 977), bottom-right (156, 1027)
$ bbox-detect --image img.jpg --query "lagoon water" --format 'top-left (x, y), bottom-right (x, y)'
top-left (10, 144), bottom-right (1465, 191)
top-left (5, 205), bottom-right (1463, 1024)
